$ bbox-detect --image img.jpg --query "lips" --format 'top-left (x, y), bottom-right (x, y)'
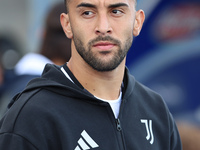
top-left (93, 42), bottom-right (116, 51)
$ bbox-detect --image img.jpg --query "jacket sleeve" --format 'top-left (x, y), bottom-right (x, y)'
top-left (0, 133), bottom-right (37, 150)
top-left (169, 113), bottom-right (182, 150)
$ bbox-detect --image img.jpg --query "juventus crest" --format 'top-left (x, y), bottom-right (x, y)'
top-left (141, 119), bottom-right (154, 144)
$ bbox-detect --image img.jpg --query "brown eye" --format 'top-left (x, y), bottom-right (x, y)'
top-left (81, 10), bottom-right (95, 19)
top-left (112, 9), bottom-right (123, 15)
top-left (83, 11), bottom-right (93, 16)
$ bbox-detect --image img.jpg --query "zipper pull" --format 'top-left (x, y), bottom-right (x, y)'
top-left (116, 119), bottom-right (122, 131)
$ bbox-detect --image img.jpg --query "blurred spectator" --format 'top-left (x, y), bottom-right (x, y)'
top-left (0, 51), bottom-right (3, 85)
top-left (0, 36), bottom-right (21, 96)
top-left (0, 58), bottom-right (3, 86)
top-left (0, 2), bottom-right (71, 118)
top-left (15, 2), bottom-right (71, 76)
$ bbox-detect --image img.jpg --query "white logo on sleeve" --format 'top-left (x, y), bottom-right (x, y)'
top-left (141, 119), bottom-right (154, 144)
top-left (74, 130), bottom-right (99, 150)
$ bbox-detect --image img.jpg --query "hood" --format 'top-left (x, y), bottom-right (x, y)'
top-left (9, 63), bottom-right (135, 108)
top-left (25, 64), bottom-right (95, 99)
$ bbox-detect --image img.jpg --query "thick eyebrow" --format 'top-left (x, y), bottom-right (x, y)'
top-left (76, 2), bottom-right (128, 9)
top-left (77, 3), bottom-right (97, 9)
top-left (108, 3), bottom-right (129, 9)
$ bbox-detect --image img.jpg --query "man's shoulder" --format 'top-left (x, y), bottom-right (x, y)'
top-left (126, 71), bottom-right (162, 101)
top-left (126, 76), bottom-right (169, 112)
top-left (0, 89), bottom-right (41, 131)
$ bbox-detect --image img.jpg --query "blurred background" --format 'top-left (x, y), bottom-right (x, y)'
top-left (127, 0), bottom-right (200, 126)
top-left (0, 0), bottom-right (200, 148)
top-left (128, 0), bottom-right (200, 148)
top-left (0, 0), bottom-right (63, 70)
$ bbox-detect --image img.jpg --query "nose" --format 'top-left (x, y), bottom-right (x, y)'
top-left (95, 14), bottom-right (112, 36)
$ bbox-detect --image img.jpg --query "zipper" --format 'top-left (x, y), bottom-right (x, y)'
top-left (115, 96), bottom-right (128, 150)
top-left (104, 97), bottom-right (126, 149)
top-left (115, 118), bottom-right (126, 150)
top-left (116, 118), bottom-right (122, 131)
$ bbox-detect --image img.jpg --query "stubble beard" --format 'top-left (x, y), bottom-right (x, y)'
top-left (73, 35), bottom-right (133, 72)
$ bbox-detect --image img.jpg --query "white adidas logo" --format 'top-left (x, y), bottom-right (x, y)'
top-left (74, 130), bottom-right (99, 150)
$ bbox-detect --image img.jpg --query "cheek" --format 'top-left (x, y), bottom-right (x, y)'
top-left (114, 19), bottom-right (134, 36)
top-left (72, 28), bottom-right (91, 50)
top-left (72, 17), bottom-right (93, 36)
top-left (120, 24), bottom-right (134, 42)
top-left (117, 24), bottom-right (134, 49)
top-left (125, 20), bottom-right (135, 35)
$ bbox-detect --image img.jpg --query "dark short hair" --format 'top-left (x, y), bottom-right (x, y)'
top-left (64, 0), bottom-right (69, 13)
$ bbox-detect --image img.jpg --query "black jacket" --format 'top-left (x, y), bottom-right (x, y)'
top-left (0, 64), bottom-right (182, 150)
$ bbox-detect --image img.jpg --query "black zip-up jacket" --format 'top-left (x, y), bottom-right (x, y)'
top-left (0, 64), bottom-right (182, 150)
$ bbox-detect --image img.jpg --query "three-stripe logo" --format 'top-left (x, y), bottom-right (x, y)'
top-left (74, 130), bottom-right (99, 150)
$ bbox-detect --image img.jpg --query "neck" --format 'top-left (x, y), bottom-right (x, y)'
top-left (67, 57), bottom-right (125, 100)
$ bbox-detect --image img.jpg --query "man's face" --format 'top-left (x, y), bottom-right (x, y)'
top-left (64, 0), bottom-right (142, 71)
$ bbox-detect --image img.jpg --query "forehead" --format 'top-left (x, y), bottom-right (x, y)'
top-left (68, 0), bottom-right (135, 8)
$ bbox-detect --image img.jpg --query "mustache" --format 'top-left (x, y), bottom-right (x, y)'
top-left (88, 36), bottom-right (121, 47)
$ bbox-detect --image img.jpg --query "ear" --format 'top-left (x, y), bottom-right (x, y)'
top-left (133, 10), bottom-right (145, 36)
top-left (60, 13), bottom-right (73, 39)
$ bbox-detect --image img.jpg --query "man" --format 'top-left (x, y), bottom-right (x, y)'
top-left (0, 0), bottom-right (182, 149)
